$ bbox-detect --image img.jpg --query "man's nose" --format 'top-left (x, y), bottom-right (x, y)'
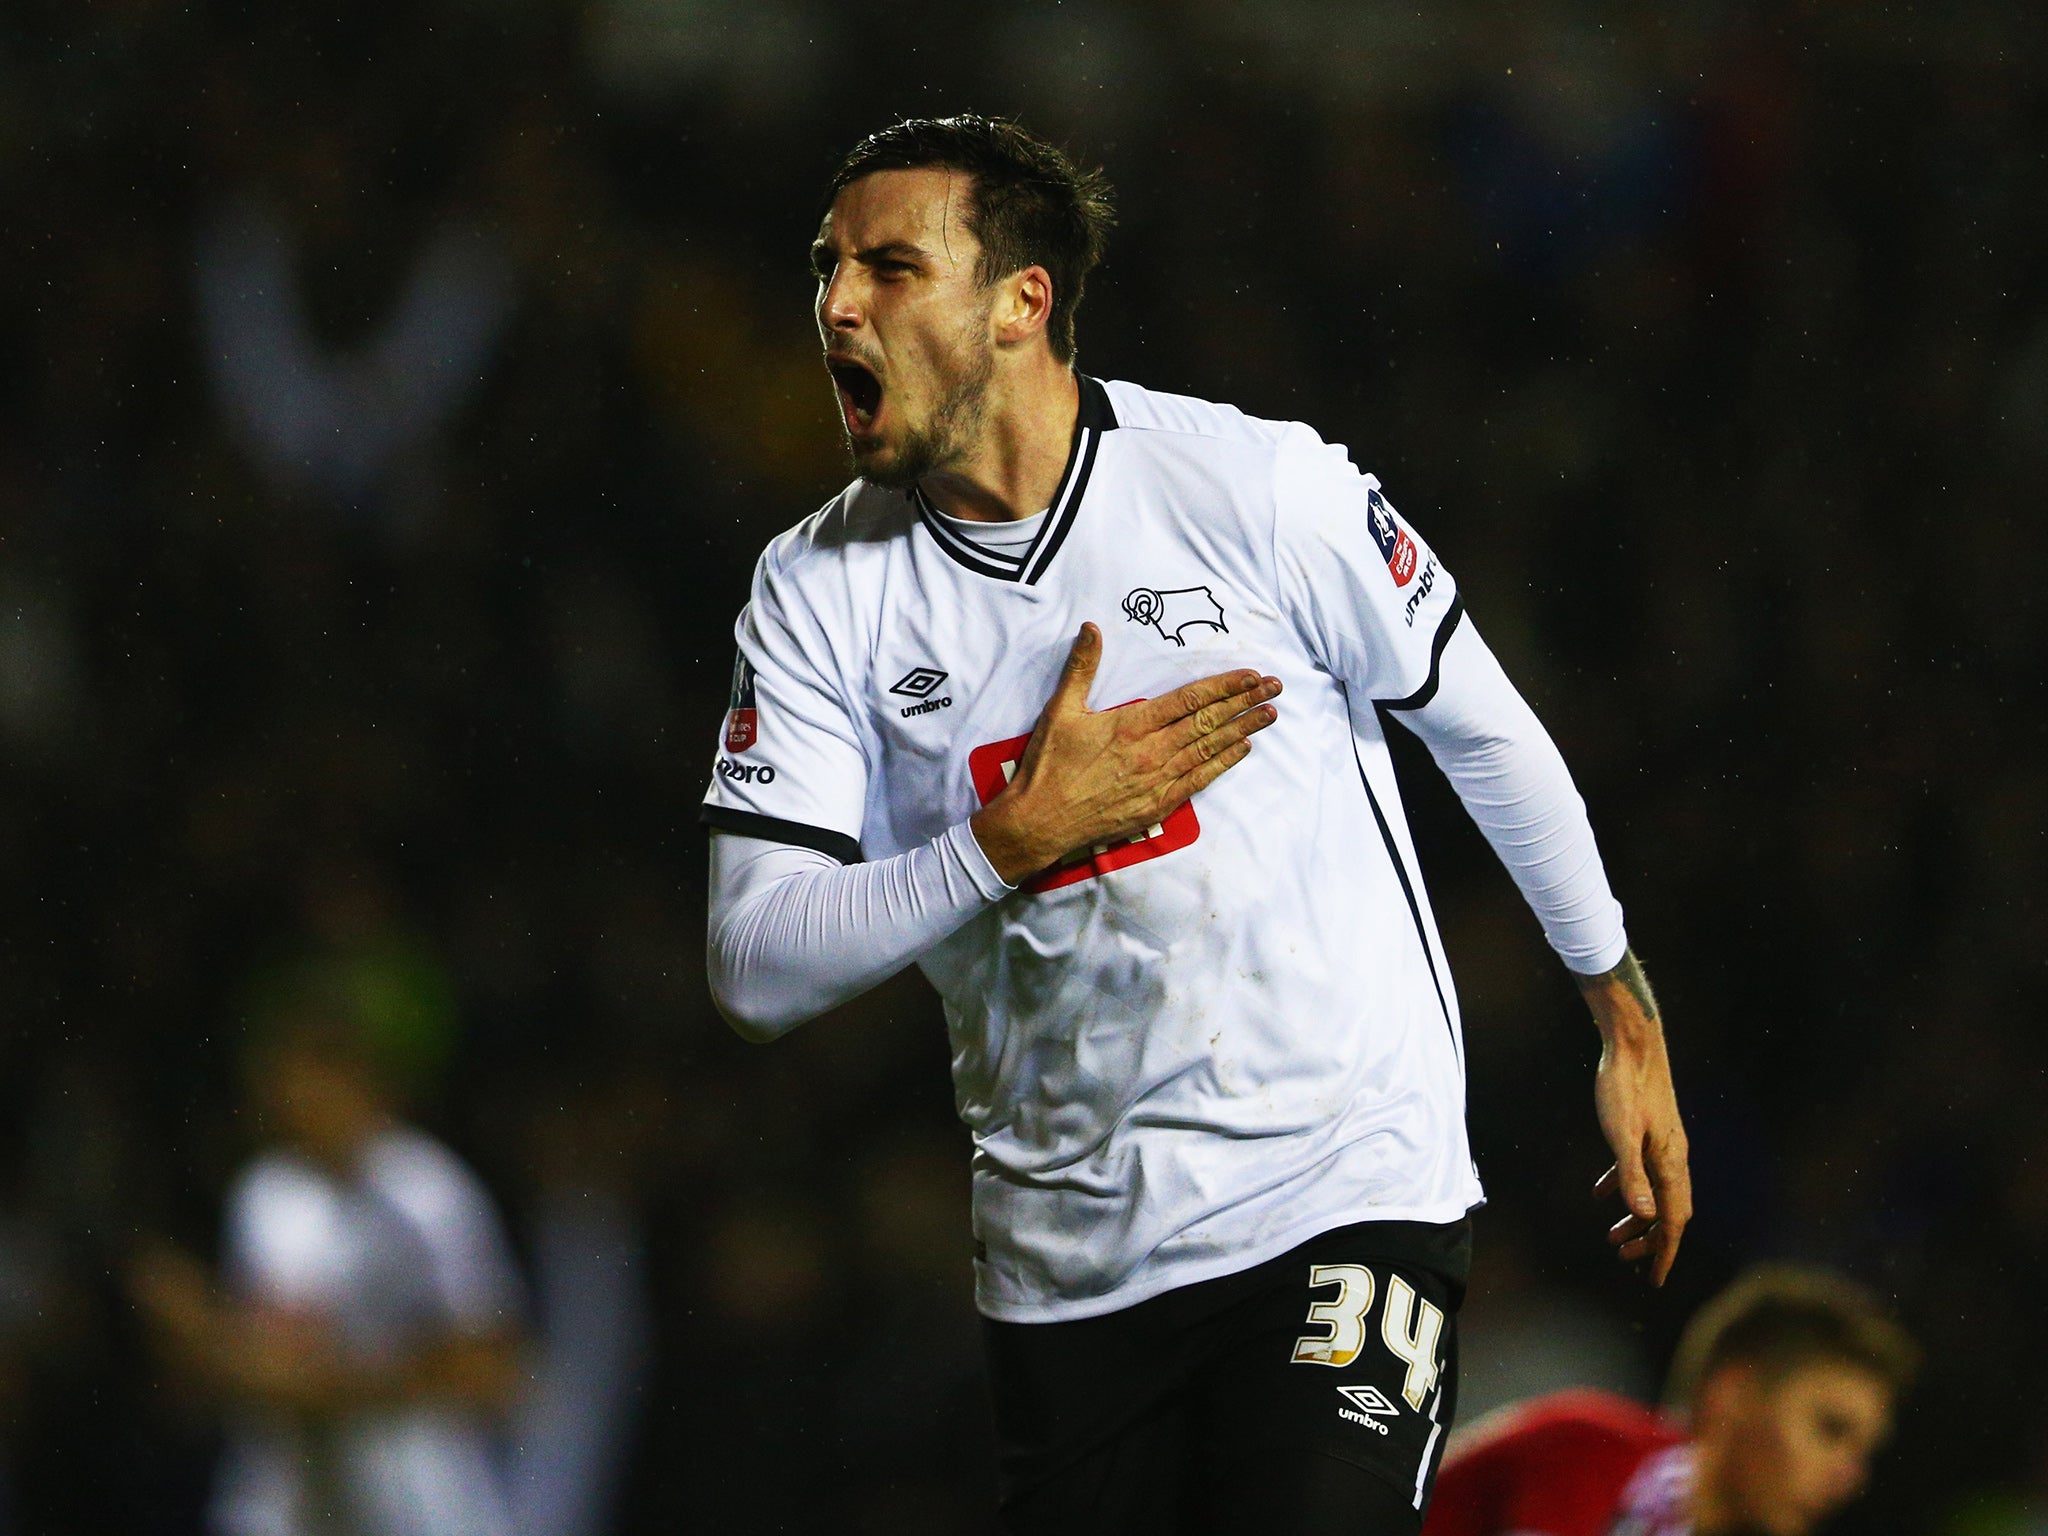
top-left (820, 271), bottom-right (864, 332)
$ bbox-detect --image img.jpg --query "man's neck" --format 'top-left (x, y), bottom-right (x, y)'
top-left (917, 361), bottom-right (1080, 524)
top-left (1687, 1436), bottom-right (1741, 1534)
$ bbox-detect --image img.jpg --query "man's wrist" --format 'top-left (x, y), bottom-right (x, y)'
top-left (951, 817), bottom-right (1018, 896)
top-left (1576, 948), bottom-right (1661, 1047)
top-left (971, 800), bottom-right (1050, 887)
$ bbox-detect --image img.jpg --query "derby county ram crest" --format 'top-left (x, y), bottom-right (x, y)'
top-left (1123, 585), bottom-right (1229, 647)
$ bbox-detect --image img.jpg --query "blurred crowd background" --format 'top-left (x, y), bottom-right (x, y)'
top-left (2, 1), bottom-right (2043, 1532)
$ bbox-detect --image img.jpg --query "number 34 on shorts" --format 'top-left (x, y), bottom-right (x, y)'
top-left (1290, 1264), bottom-right (1448, 1432)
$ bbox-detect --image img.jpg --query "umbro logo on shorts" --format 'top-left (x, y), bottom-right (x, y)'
top-left (1335, 1384), bottom-right (1401, 1436)
top-left (890, 666), bottom-right (953, 719)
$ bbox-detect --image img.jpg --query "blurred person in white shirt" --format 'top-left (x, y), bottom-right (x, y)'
top-left (134, 973), bottom-right (526, 1536)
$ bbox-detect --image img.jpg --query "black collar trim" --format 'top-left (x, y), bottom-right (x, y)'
top-left (914, 490), bottom-right (1033, 578)
top-left (913, 375), bottom-right (1117, 584)
top-left (1077, 372), bottom-right (1119, 431)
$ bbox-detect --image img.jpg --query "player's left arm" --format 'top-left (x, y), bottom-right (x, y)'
top-left (1269, 429), bottom-right (1690, 1284)
top-left (1396, 622), bottom-right (1691, 1286)
top-left (1578, 951), bottom-right (1690, 1285)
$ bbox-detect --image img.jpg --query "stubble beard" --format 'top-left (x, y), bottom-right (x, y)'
top-left (848, 323), bottom-right (996, 493)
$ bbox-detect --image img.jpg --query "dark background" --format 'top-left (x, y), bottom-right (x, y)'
top-left (2, 2), bottom-right (2043, 1531)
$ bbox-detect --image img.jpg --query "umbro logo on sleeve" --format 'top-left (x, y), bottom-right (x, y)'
top-left (1400, 557), bottom-right (1439, 626)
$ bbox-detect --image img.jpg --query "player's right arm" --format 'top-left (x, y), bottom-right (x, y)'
top-left (703, 548), bottom-right (1276, 1040)
top-left (707, 824), bottom-right (1012, 1039)
top-left (702, 538), bottom-right (996, 1040)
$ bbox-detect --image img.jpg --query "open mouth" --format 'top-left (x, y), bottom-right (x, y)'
top-left (827, 357), bottom-right (885, 434)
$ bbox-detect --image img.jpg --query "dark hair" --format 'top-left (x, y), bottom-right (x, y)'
top-left (1665, 1265), bottom-right (1920, 1409)
top-left (827, 115), bottom-right (1115, 365)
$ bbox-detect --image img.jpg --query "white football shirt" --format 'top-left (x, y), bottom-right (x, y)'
top-left (212, 1127), bottom-right (523, 1536)
top-left (703, 377), bottom-right (1614, 1322)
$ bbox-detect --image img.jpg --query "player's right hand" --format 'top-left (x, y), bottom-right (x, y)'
top-left (969, 622), bottom-right (1281, 887)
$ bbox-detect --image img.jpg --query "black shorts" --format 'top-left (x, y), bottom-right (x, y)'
top-left (984, 1219), bottom-right (1469, 1536)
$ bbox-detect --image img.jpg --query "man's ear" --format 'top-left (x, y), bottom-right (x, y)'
top-left (993, 265), bottom-right (1055, 347)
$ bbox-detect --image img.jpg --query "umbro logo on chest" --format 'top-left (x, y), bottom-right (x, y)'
top-left (890, 666), bottom-right (953, 718)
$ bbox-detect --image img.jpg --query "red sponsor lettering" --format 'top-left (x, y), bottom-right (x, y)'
top-left (968, 702), bottom-right (1200, 893)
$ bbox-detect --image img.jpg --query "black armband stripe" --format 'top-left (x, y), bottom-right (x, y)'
top-left (700, 806), bottom-right (863, 865)
top-left (1378, 594), bottom-right (1466, 712)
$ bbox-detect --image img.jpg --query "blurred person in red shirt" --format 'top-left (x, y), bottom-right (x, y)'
top-left (1425, 1266), bottom-right (1914, 1536)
